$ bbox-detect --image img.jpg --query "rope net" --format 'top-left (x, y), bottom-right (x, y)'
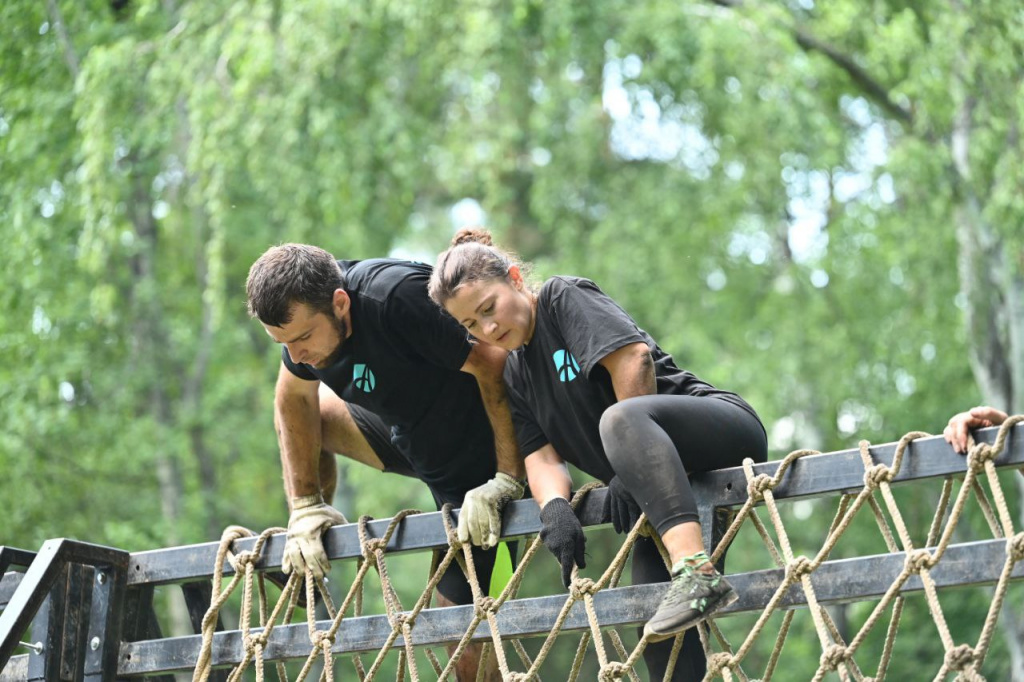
top-left (192, 418), bottom-right (1024, 681)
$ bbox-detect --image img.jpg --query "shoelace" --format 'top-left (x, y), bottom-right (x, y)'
top-left (663, 554), bottom-right (719, 606)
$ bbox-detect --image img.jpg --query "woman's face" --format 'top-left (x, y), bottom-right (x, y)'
top-left (444, 268), bottom-right (535, 351)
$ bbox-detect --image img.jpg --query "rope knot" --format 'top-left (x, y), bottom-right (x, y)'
top-left (242, 631), bottom-right (268, 658)
top-left (394, 612), bottom-right (416, 630)
top-left (786, 555), bottom-right (814, 582)
top-left (474, 596), bottom-right (497, 618)
top-left (820, 644), bottom-right (849, 670)
top-left (362, 538), bottom-right (387, 561)
top-left (507, 674), bottom-right (530, 682)
top-left (705, 652), bottom-right (736, 676)
top-left (570, 577), bottom-right (598, 600)
top-left (1009, 533), bottom-right (1024, 562)
top-left (906, 549), bottom-right (935, 574)
top-left (311, 630), bottom-right (335, 651)
top-left (944, 644), bottom-right (976, 670)
top-left (864, 463), bottom-right (893, 490)
top-left (598, 662), bottom-right (629, 680)
top-left (231, 550), bottom-right (257, 571)
top-left (967, 443), bottom-right (995, 471)
top-left (746, 474), bottom-right (774, 501)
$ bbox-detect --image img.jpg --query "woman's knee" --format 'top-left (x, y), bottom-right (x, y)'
top-left (599, 402), bottom-right (640, 465)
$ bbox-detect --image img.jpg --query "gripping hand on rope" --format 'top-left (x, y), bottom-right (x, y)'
top-left (283, 494), bottom-right (346, 579)
top-left (540, 497), bottom-right (587, 587)
top-left (943, 406), bottom-right (1008, 454)
top-left (603, 475), bottom-right (643, 534)
top-left (458, 472), bottom-right (525, 550)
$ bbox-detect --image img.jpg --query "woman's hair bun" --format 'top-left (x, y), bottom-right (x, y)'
top-left (451, 227), bottom-right (494, 247)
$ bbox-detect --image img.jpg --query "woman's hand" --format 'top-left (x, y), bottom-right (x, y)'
top-left (539, 497), bottom-right (587, 587)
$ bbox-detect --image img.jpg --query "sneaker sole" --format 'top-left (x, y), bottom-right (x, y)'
top-left (643, 589), bottom-right (739, 642)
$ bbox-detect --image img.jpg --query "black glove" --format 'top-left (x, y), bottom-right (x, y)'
top-left (603, 476), bottom-right (643, 534)
top-left (539, 498), bottom-right (586, 588)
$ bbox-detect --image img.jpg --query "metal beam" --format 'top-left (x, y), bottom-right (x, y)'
top-left (129, 425), bottom-right (1024, 586)
top-left (0, 574), bottom-right (24, 611)
top-left (0, 549), bottom-right (35, 577)
top-left (118, 537), bottom-right (1024, 676)
top-left (0, 540), bottom-right (129, 674)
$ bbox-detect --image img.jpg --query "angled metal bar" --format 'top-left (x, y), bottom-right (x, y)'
top-left (118, 537), bottom-right (1024, 675)
top-left (0, 540), bottom-right (71, 670)
top-left (129, 425), bottom-right (1024, 587)
top-left (0, 540), bottom-right (130, 674)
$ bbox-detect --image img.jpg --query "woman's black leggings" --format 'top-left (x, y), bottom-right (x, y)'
top-left (599, 394), bottom-right (767, 538)
top-left (600, 395), bottom-right (767, 680)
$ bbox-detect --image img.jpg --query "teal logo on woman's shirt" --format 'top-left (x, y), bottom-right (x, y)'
top-left (552, 350), bottom-right (581, 382)
top-left (353, 363), bottom-right (376, 392)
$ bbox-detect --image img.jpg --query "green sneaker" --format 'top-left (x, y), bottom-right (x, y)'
top-left (644, 561), bottom-right (738, 641)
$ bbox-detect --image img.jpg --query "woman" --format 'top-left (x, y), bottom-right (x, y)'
top-left (429, 229), bottom-right (767, 678)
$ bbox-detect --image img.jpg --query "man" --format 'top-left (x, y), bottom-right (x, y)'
top-left (246, 244), bottom-right (524, 680)
top-left (944, 405), bottom-right (1010, 453)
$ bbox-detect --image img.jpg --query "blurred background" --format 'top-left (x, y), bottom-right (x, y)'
top-left (2, 0), bottom-right (1022, 678)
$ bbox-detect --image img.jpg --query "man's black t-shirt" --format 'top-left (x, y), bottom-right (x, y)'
top-left (504, 276), bottom-right (759, 483)
top-left (281, 258), bottom-right (495, 499)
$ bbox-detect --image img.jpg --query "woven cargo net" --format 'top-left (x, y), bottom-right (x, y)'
top-left (192, 417), bottom-right (1024, 682)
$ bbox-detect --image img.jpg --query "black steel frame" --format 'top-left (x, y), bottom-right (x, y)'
top-left (1, 426), bottom-right (1021, 678)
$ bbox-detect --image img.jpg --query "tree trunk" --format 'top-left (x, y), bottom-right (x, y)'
top-left (129, 170), bottom-right (192, 638)
top-left (950, 82), bottom-right (1024, 682)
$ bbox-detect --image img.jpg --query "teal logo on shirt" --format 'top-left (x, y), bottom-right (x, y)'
top-left (353, 363), bottom-right (376, 392)
top-left (552, 350), bottom-right (581, 382)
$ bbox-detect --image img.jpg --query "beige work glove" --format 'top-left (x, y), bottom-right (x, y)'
top-left (458, 473), bottom-right (525, 550)
top-left (282, 495), bottom-right (346, 579)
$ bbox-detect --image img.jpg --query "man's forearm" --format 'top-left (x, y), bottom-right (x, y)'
top-left (478, 376), bottom-right (525, 478)
top-left (274, 392), bottom-right (324, 501)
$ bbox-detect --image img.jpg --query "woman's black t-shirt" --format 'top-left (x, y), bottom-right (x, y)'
top-left (503, 276), bottom-right (758, 483)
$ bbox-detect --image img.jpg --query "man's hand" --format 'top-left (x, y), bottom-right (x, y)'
top-left (603, 476), bottom-right (643, 534)
top-left (283, 497), bottom-right (346, 579)
top-left (458, 473), bottom-right (525, 549)
top-left (943, 406), bottom-right (1008, 454)
top-left (539, 497), bottom-right (586, 588)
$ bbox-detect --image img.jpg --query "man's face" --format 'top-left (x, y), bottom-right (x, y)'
top-left (263, 302), bottom-right (349, 369)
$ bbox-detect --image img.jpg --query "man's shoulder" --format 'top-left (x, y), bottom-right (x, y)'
top-left (346, 258), bottom-right (432, 300)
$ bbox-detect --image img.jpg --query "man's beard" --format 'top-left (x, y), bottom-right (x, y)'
top-left (316, 314), bottom-right (349, 369)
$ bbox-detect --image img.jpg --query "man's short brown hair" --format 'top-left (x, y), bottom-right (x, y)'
top-left (246, 244), bottom-right (345, 326)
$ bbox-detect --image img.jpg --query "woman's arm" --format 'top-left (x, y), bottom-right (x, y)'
top-left (525, 444), bottom-right (573, 507)
top-left (598, 341), bottom-right (656, 401)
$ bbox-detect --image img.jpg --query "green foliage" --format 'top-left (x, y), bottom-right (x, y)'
top-left (1, 0), bottom-right (1022, 677)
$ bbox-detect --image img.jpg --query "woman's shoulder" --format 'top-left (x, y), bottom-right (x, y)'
top-left (539, 274), bottom-right (602, 301)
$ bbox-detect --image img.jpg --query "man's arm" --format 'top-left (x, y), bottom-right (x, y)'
top-left (455, 342), bottom-right (526, 549)
top-left (274, 363), bottom-right (324, 500)
top-left (943, 406), bottom-right (1009, 454)
top-left (274, 363), bottom-right (346, 578)
top-left (598, 341), bottom-right (656, 401)
top-left (461, 342), bottom-right (525, 478)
